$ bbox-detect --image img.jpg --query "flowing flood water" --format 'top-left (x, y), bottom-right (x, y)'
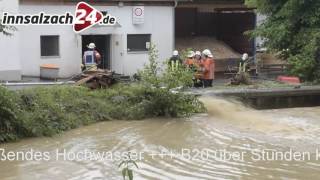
top-left (1, 97), bottom-right (320, 180)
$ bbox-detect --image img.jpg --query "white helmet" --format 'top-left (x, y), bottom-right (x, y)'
top-left (173, 50), bottom-right (179, 56)
top-left (187, 51), bottom-right (195, 58)
top-left (242, 53), bottom-right (249, 60)
top-left (87, 43), bottom-right (96, 49)
top-left (195, 51), bottom-right (201, 56)
top-left (202, 49), bottom-right (212, 56)
top-left (208, 54), bottom-right (213, 58)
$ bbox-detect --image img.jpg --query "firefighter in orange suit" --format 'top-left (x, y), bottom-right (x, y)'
top-left (194, 51), bottom-right (202, 64)
top-left (201, 49), bottom-right (215, 88)
top-left (192, 51), bottom-right (204, 87)
top-left (185, 51), bottom-right (196, 69)
top-left (185, 51), bottom-right (199, 87)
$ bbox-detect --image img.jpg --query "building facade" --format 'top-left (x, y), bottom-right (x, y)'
top-left (0, 0), bottom-right (175, 80)
top-left (0, 0), bottom-right (256, 81)
top-left (0, 0), bottom-right (21, 81)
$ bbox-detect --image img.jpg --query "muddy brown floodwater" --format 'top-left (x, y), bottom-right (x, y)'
top-left (1, 97), bottom-right (320, 180)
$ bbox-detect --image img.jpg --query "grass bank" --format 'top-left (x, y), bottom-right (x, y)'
top-left (0, 84), bottom-right (205, 143)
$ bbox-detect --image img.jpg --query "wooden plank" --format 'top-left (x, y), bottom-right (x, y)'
top-left (75, 75), bottom-right (95, 86)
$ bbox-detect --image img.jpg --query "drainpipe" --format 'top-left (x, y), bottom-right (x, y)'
top-left (173, 0), bottom-right (179, 53)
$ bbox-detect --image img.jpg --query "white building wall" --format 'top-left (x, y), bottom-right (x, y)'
top-left (19, 4), bottom-right (174, 77)
top-left (0, 0), bottom-right (21, 81)
top-left (19, 5), bottom-right (82, 78)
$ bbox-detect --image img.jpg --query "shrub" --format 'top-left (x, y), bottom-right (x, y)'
top-left (0, 84), bottom-right (205, 143)
top-left (16, 86), bottom-right (111, 137)
top-left (138, 44), bottom-right (194, 89)
top-left (0, 86), bottom-right (20, 142)
top-left (246, 0), bottom-right (320, 81)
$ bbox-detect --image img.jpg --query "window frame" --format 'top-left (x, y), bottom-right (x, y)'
top-left (40, 35), bottom-right (60, 58)
top-left (127, 34), bottom-right (151, 53)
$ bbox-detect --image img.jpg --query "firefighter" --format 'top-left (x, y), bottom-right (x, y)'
top-left (82, 43), bottom-right (101, 71)
top-left (195, 51), bottom-right (202, 63)
top-left (194, 51), bottom-right (204, 88)
top-left (239, 53), bottom-right (249, 73)
top-left (184, 51), bottom-right (201, 87)
top-left (201, 49), bottom-right (215, 88)
top-left (230, 53), bottom-right (252, 85)
top-left (169, 50), bottom-right (182, 71)
top-left (185, 51), bottom-right (196, 69)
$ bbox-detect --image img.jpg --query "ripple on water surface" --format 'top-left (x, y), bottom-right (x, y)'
top-left (1, 97), bottom-right (320, 179)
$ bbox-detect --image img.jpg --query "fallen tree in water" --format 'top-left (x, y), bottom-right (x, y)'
top-left (0, 84), bottom-right (205, 143)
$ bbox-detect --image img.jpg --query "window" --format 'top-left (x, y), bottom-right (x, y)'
top-left (127, 34), bottom-right (151, 52)
top-left (40, 35), bottom-right (60, 57)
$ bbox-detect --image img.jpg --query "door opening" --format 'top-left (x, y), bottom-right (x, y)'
top-left (82, 35), bottom-right (111, 69)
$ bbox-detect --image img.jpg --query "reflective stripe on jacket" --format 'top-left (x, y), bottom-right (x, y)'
top-left (169, 56), bottom-right (181, 71)
top-left (171, 61), bottom-right (180, 71)
top-left (83, 50), bottom-right (96, 65)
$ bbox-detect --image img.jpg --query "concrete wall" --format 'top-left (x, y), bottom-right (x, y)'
top-left (19, 4), bottom-right (174, 77)
top-left (0, 0), bottom-right (21, 81)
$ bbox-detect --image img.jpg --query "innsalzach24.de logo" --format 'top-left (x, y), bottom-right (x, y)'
top-left (1, 2), bottom-right (117, 33)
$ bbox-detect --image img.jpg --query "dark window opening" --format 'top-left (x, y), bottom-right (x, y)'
top-left (40, 35), bottom-right (60, 57)
top-left (127, 34), bottom-right (151, 52)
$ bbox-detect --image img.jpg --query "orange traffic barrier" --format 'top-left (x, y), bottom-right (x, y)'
top-left (40, 64), bottom-right (59, 69)
top-left (277, 76), bottom-right (300, 84)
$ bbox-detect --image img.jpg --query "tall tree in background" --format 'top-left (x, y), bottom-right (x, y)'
top-left (246, 0), bottom-right (320, 81)
top-left (0, 20), bottom-right (16, 36)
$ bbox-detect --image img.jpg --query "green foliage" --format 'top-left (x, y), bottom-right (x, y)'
top-left (136, 44), bottom-right (202, 118)
top-left (119, 154), bottom-right (139, 180)
top-left (162, 66), bottom-right (194, 89)
top-left (247, 0), bottom-right (320, 81)
top-left (139, 44), bottom-right (194, 89)
top-left (0, 20), bottom-right (17, 36)
top-left (0, 84), bottom-right (205, 143)
top-left (97, 84), bottom-right (205, 119)
top-left (138, 44), bottom-right (162, 87)
top-left (0, 86), bottom-right (20, 142)
top-left (162, 49), bottom-right (194, 89)
top-left (16, 86), bottom-right (104, 137)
